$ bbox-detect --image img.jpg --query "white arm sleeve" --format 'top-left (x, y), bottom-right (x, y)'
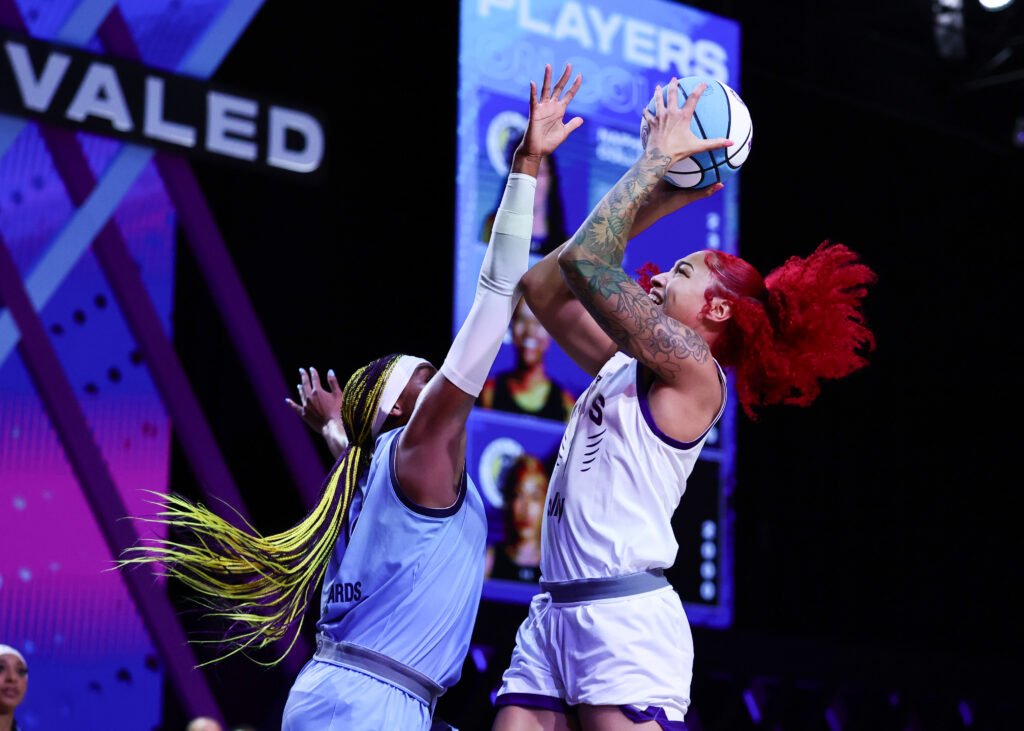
top-left (440, 172), bottom-right (537, 396)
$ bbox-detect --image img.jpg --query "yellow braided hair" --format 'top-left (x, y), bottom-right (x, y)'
top-left (118, 354), bottom-right (404, 667)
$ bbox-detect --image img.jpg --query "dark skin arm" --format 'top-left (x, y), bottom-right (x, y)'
top-left (396, 64), bottom-right (583, 508)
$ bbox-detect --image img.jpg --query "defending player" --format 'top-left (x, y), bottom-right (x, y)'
top-left (120, 64), bottom-right (584, 730)
top-left (492, 80), bottom-right (875, 729)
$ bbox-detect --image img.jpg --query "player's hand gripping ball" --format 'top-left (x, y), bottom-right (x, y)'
top-left (640, 76), bottom-right (753, 189)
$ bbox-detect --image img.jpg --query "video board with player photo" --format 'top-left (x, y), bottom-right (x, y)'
top-left (456, 0), bottom-right (740, 627)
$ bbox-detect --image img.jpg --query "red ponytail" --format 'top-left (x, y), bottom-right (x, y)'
top-left (704, 243), bottom-right (876, 419)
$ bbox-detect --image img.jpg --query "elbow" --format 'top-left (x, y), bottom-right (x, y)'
top-left (555, 251), bottom-right (583, 299)
top-left (557, 248), bottom-right (586, 290)
top-left (519, 265), bottom-right (540, 301)
top-left (556, 245), bottom-right (577, 274)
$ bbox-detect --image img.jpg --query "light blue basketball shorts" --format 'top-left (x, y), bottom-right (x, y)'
top-left (282, 657), bottom-right (433, 731)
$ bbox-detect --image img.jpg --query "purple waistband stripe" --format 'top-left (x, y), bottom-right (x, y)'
top-left (621, 703), bottom-right (689, 731)
top-left (494, 692), bottom-right (574, 714)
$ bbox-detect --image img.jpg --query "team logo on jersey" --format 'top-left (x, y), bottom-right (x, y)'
top-left (326, 582), bottom-right (362, 603)
top-left (588, 393), bottom-right (605, 425)
top-left (580, 427), bottom-right (606, 473)
top-left (547, 491), bottom-right (565, 522)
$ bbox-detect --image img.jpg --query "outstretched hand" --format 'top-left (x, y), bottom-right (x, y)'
top-left (287, 366), bottom-right (350, 458)
top-left (516, 63), bottom-right (583, 163)
top-left (642, 78), bottom-right (732, 165)
top-left (286, 366), bottom-right (343, 434)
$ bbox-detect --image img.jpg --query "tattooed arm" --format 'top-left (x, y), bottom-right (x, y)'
top-left (519, 242), bottom-right (617, 377)
top-left (518, 189), bottom-right (721, 378)
top-left (518, 179), bottom-right (722, 377)
top-left (521, 95), bottom-right (725, 378)
top-left (557, 79), bottom-right (731, 389)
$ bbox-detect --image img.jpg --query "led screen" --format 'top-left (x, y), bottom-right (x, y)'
top-left (456, 0), bottom-right (740, 627)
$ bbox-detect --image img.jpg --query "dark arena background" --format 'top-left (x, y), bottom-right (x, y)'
top-left (1, 0), bottom-right (1022, 729)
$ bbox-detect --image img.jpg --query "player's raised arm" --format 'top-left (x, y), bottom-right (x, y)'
top-left (520, 126), bottom-right (723, 379)
top-left (556, 79), bottom-right (731, 387)
top-left (396, 63), bottom-right (583, 508)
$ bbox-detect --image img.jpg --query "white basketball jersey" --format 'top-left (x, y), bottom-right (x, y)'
top-left (540, 352), bottom-right (725, 582)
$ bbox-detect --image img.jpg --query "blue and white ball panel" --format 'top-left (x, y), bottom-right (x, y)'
top-left (640, 76), bottom-right (753, 189)
top-left (721, 82), bottom-right (753, 170)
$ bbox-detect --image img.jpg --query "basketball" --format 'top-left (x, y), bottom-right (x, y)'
top-left (639, 76), bottom-right (753, 189)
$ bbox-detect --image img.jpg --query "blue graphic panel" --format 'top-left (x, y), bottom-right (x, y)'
top-left (118, 0), bottom-right (228, 71)
top-left (0, 132), bottom-right (174, 731)
top-left (0, 1), bottom-right (256, 728)
top-left (457, 0), bottom-right (738, 626)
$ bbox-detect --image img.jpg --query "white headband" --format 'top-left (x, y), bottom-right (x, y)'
top-left (370, 355), bottom-right (431, 440)
top-left (0, 645), bottom-right (26, 668)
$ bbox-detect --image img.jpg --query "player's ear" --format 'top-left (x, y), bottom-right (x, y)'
top-left (706, 296), bottom-right (733, 323)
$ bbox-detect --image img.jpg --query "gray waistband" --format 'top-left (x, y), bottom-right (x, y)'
top-left (540, 568), bottom-right (669, 603)
top-left (314, 635), bottom-right (445, 711)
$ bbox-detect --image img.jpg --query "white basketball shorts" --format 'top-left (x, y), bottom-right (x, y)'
top-left (495, 585), bottom-right (693, 722)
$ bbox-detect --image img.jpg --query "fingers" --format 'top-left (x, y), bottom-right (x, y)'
top-left (666, 77), bottom-right (681, 112)
top-left (540, 63), bottom-right (552, 101)
top-left (695, 137), bottom-right (734, 154)
top-left (299, 367), bottom-right (311, 398)
top-left (309, 366), bottom-right (324, 392)
top-left (550, 63), bottom-right (573, 100)
top-left (534, 64), bottom-right (580, 105)
top-left (285, 397), bottom-right (303, 416)
top-left (679, 183), bottom-right (723, 204)
top-left (561, 73), bottom-right (582, 106)
top-left (327, 369), bottom-right (340, 393)
top-left (653, 84), bottom-right (665, 114)
top-left (653, 79), bottom-right (704, 121)
top-left (564, 116), bottom-right (584, 135)
top-left (680, 81), bottom-right (705, 118)
top-left (296, 382), bottom-right (306, 406)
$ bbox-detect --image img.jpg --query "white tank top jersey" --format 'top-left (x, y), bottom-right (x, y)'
top-left (540, 351), bottom-right (726, 582)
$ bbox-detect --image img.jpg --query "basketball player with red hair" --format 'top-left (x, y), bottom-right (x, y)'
top-left (492, 79), bottom-right (875, 730)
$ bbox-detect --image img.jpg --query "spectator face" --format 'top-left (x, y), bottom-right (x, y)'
top-left (511, 464), bottom-right (547, 538)
top-left (0, 652), bottom-right (27, 715)
top-left (512, 302), bottom-right (551, 368)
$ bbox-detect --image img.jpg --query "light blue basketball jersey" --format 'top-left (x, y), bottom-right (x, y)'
top-left (316, 426), bottom-right (487, 689)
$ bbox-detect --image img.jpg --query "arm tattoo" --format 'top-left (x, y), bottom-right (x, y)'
top-left (568, 149), bottom-right (671, 263)
top-left (562, 262), bottom-right (709, 380)
top-left (560, 147), bottom-right (710, 380)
